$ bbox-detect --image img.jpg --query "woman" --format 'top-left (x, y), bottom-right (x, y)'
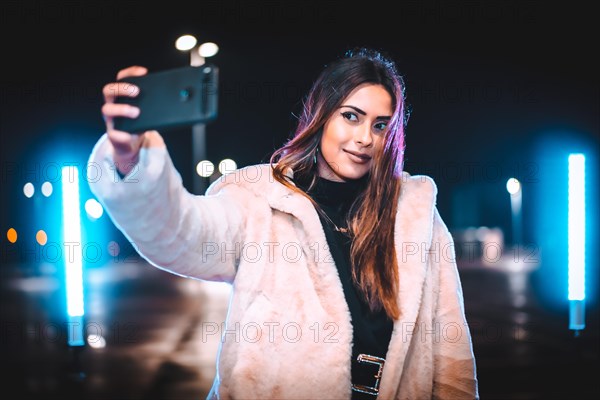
top-left (90, 48), bottom-right (479, 399)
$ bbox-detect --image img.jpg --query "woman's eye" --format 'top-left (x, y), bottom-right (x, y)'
top-left (374, 122), bottom-right (388, 131)
top-left (341, 111), bottom-right (358, 122)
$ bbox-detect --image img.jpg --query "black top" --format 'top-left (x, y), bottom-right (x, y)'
top-left (294, 174), bottom-right (393, 389)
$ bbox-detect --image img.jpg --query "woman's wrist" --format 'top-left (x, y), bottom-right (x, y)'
top-left (110, 133), bottom-right (145, 177)
top-left (113, 151), bottom-right (140, 177)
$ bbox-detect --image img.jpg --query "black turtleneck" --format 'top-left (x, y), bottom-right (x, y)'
top-left (294, 174), bottom-right (393, 391)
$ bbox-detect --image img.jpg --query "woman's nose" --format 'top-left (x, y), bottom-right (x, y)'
top-left (355, 125), bottom-right (373, 147)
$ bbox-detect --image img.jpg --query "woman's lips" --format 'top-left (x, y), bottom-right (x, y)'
top-left (344, 149), bottom-right (371, 164)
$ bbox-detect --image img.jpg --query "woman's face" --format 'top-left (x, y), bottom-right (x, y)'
top-left (317, 83), bottom-right (393, 182)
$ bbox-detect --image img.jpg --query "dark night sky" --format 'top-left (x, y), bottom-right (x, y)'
top-left (1, 0), bottom-right (598, 237)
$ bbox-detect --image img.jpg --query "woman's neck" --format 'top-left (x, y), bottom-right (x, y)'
top-left (296, 173), bottom-right (368, 208)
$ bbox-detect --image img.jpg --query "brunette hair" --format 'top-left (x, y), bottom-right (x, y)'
top-left (270, 48), bottom-right (408, 319)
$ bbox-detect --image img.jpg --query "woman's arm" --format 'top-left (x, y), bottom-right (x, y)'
top-left (87, 132), bottom-right (249, 283)
top-left (430, 208), bottom-right (479, 400)
top-left (89, 65), bottom-right (251, 283)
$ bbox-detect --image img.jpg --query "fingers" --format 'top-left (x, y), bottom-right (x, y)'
top-left (100, 65), bottom-right (150, 167)
top-left (103, 81), bottom-right (140, 103)
top-left (102, 102), bottom-right (140, 126)
top-left (102, 102), bottom-right (140, 119)
top-left (116, 65), bottom-right (147, 80)
top-left (103, 66), bottom-right (147, 102)
top-left (102, 103), bottom-right (140, 140)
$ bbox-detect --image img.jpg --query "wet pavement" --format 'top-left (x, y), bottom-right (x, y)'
top-left (1, 252), bottom-right (598, 399)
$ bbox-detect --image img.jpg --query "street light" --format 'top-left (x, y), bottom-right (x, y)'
top-left (175, 35), bottom-right (219, 194)
top-left (568, 153), bottom-right (586, 334)
top-left (506, 178), bottom-right (523, 247)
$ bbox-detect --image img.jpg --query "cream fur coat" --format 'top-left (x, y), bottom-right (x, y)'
top-left (88, 133), bottom-right (479, 399)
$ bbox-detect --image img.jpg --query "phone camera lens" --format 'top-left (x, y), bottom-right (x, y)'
top-left (179, 88), bottom-right (192, 102)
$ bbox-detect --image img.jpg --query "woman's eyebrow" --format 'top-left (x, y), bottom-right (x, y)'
top-left (340, 104), bottom-right (391, 120)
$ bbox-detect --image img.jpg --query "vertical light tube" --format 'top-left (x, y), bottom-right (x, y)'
top-left (568, 154), bottom-right (585, 332)
top-left (62, 166), bottom-right (85, 346)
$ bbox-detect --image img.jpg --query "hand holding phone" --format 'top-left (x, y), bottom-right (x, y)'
top-left (112, 64), bottom-right (219, 133)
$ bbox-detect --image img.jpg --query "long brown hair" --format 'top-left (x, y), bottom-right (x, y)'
top-left (270, 48), bottom-right (409, 320)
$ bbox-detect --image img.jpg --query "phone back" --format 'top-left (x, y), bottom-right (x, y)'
top-left (113, 64), bottom-right (218, 133)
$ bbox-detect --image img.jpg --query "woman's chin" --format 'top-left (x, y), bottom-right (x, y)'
top-left (337, 168), bottom-right (369, 181)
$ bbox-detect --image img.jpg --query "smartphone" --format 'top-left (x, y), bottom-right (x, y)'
top-left (113, 64), bottom-right (218, 133)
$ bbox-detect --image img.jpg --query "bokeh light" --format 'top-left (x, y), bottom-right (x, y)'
top-left (36, 230), bottom-right (48, 245)
top-left (198, 42), bottom-right (219, 57)
top-left (107, 241), bottom-right (120, 257)
top-left (506, 178), bottom-right (521, 195)
top-left (175, 35), bottom-right (197, 51)
top-left (23, 182), bottom-right (34, 198)
top-left (41, 181), bottom-right (53, 197)
top-left (196, 160), bottom-right (215, 178)
top-left (218, 159), bottom-right (237, 175)
top-left (7, 228), bottom-right (17, 243)
top-left (85, 199), bottom-right (104, 220)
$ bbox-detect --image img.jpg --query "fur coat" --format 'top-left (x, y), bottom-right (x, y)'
top-left (88, 132), bottom-right (479, 399)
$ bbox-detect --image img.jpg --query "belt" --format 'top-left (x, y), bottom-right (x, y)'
top-left (351, 353), bottom-right (385, 398)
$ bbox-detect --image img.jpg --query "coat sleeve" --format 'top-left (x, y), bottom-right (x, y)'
top-left (430, 207), bottom-right (479, 400)
top-left (87, 133), bottom-right (251, 283)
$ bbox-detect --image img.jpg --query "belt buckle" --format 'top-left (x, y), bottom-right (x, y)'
top-left (351, 353), bottom-right (385, 396)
